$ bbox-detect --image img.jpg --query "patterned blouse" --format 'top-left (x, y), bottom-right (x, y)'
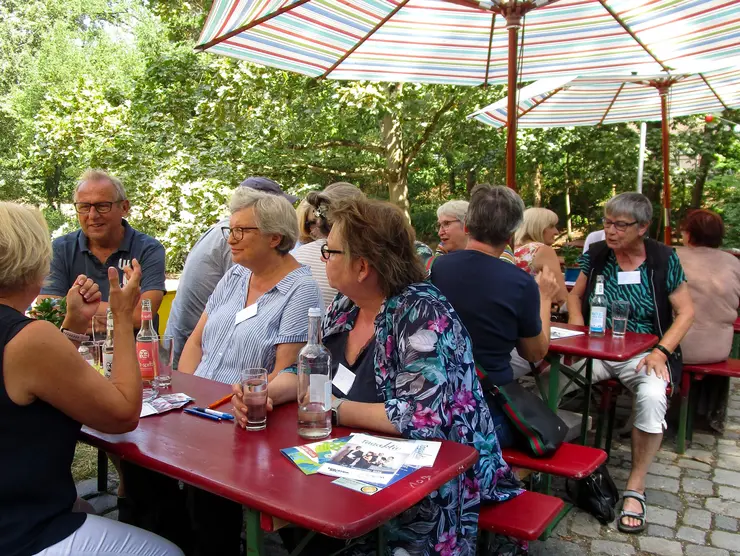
top-left (290, 282), bottom-right (522, 555)
top-left (514, 242), bottom-right (544, 276)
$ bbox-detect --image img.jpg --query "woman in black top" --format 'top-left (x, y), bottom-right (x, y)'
top-left (0, 202), bottom-right (182, 556)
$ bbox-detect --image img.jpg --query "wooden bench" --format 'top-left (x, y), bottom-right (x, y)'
top-left (503, 443), bottom-right (606, 480)
top-left (677, 358), bottom-right (740, 453)
top-left (479, 490), bottom-right (565, 541)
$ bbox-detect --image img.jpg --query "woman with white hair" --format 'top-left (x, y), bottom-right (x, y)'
top-left (515, 207), bottom-right (568, 306)
top-left (179, 187), bottom-right (322, 383)
top-left (0, 203), bottom-right (182, 556)
top-left (435, 199), bottom-right (469, 254)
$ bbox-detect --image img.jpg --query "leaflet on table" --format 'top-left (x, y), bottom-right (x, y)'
top-left (318, 433), bottom-right (419, 485)
top-left (280, 436), bottom-right (352, 475)
top-left (550, 326), bottom-right (585, 340)
top-left (140, 393), bottom-right (194, 417)
top-left (331, 463), bottom-right (421, 495)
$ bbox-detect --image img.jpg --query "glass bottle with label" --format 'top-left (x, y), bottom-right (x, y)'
top-left (102, 309), bottom-right (114, 378)
top-left (136, 299), bottom-right (158, 401)
top-left (589, 275), bottom-right (607, 337)
top-left (297, 307), bottom-right (332, 439)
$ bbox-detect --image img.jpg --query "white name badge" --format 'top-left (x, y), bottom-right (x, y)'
top-left (332, 363), bottom-right (356, 395)
top-left (235, 304), bottom-right (258, 325)
top-left (618, 271), bottom-right (641, 285)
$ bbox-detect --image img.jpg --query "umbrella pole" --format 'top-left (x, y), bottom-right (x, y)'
top-left (660, 88), bottom-right (671, 244)
top-left (505, 11), bottom-right (523, 192)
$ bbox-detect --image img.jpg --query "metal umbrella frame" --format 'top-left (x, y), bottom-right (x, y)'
top-left (197, 0), bottom-right (740, 191)
top-left (469, 65), bottom-right (740, 242)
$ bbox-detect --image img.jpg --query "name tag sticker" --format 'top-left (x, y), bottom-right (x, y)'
top-left (235, 304), bottom-right (258, 325)
top-left (332, 363), bottom-right (356, 395)
top-left (618, 271), bottom-right (641, 285)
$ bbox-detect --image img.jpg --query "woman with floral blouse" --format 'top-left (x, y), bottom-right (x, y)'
top-left (232, 197), bottom-right (522, 555)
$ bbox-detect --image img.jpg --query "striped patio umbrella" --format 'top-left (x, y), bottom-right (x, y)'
top-left (468, 64), bottom-right (740, 243)
top-left (196, 0), bottom-right (740, 190)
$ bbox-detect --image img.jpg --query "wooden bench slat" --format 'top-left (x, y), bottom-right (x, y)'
top-left (503, 443), bottom-right (607, 480)
top-left (479, 491), bottom-right (565, 540)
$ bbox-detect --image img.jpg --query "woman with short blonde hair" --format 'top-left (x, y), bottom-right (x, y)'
top-left (0, 203), bottom-right (182, 556)
top-left (514, 207), bottom-right (568, 306)
top-left (295, 199), bottom-right (316, 247)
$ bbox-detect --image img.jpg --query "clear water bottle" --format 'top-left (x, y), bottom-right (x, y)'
top-left (102, 308), bottom-right (114, 378)
top-left (297, 308), bottom-right (332, 439)
top-left (589, 275), bottom-right (607, 337)
top-left (136, 299), bottom-right (158, 401)
top-left (79, 345), bottom-right (95, 367)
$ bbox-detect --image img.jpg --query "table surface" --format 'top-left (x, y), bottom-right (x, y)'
top-left (734, 317), bottom-right (740, 334)
top-left (82, 372), bottom-right (478, 539)
top-left (548, 323), bottom-right (658, 361)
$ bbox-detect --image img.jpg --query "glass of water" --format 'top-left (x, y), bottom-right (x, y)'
top-left (612, 300), bottom-right (630, 337)
top-left (155, 335), bottom-right (174, 388)
top-left (241, 368), bottom-right (268, 431)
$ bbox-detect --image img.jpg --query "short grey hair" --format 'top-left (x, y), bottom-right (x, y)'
top-left (437, 200), bottom-right (469, 223)
top-left (605, 192), bottom-right (652, 225)
top-left (75, 169), bottom-right (127, 201)
top-left (466, 184), bottom-right (524, 247)
top-left (230, 187), bottom-right (298, 254)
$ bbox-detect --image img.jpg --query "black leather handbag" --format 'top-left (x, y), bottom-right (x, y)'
top-left (566, 464), bottom-right (620, 524)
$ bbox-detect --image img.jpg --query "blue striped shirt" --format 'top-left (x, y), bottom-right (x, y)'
top-left (194, 264), bottom-right (322, 384)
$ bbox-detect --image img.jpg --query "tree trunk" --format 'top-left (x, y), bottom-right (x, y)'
top-left (692, 124), bottom-right (714, 208)
top-left (445, 153), bottom-right (455, 197)
top-left (533, 164), bottom-right (543, 207)
top-left (44, 164), bottom-right (63, 209)
top-left (466, 167), bottom-right (477, 195)
top-left (380, 111), bottom-right (409, 221)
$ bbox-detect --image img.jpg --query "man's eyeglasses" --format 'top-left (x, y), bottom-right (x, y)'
top-left (221, 226), bottom-right (259, 241)
top-left (435, 219), bottom-right (460, 231)
top-left (73, 201), bottom-right (121, 214)
top-left (320, 243), bottom-right (344, 260)
top-left (602, 218), bottom-right (638, 232)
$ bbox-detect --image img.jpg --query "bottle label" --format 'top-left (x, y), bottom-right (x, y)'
top-left (103, 353), bottom-right (113, 378)
top-left (595, 283), bottom-right (604, 295)
top-left (136, 341), bottom-right (157, 380)
top-left (589, 307), bottom-right (606, 333)
top-left (309, 374), bottom-right (331, 409)
top-left (141, 309), bottom-right (153, 321)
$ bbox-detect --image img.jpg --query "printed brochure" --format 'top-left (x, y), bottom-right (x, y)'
top-left (280, 436), bottom-right (352, 475)
top-left (140, 393), bottom-right (193, 417)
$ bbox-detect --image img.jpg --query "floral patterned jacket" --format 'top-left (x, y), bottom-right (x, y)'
top-left (318, 282), bottom-right (522, 555)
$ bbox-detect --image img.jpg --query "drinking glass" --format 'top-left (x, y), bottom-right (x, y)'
top-left (155, 335), bottom-right (174, 388)
top-left (91, 316), bottom-right (107, 343)
top-left (80, 341), bottom-right (104, 375)
top-left (612, 300), bottom-right (630, 337)
top-left (241, 368), bottom-right (268, 431)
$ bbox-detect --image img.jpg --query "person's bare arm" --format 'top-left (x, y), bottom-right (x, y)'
top-left (567, 272), bottom-right (588, 326)
top-left (269, 342), bottom-right (305, 382)
top-left (517, 266), bottom-right (559, 361)
top-left (5, 263), bottom-right (144, 433)
top-left (132, 290), bottom-right (164, 328)
top-left (335, 400), bottom-right (399, 435)
top-left (534, 245), bottom-right (568, 306)
top-left (178, 311), bottom-right (207, 374)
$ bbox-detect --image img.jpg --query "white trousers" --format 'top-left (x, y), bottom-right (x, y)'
top-left (35, 515), bottom-right (184, 556)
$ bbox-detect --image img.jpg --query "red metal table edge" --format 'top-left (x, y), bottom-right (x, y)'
top-left (80, 427), bottom-right (479, 541)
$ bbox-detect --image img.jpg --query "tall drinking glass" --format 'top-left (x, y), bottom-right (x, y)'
top-left (612, 300), bottom-right (630, 337)
top-left (91, 316), bottom-right (107, 343)
top-left (241, 368), bottom-right (268, 431)
top-left (155, 335), bottom-right (174, 388)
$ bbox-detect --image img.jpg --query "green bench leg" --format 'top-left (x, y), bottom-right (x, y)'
top-left (677, 381), bottom-right (690, 454)
top-left (540, 503), bottom-right (573, 541)
top-left (245, 508), bottom-right (264, 556)
top-left (579, 360), bottom-right (593, 445)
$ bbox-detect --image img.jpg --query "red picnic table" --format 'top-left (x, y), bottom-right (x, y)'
top-left (734, 317), bottom-right (740, 334)
top-left (543, 323), bottom-right (658, 443)
top-left (81, 372), bottom-right (478, 556)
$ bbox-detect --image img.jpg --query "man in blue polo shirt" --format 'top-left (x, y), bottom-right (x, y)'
top-left (39, 169), bottom-right (166, 329)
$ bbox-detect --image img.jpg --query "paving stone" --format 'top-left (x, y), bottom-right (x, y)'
top-left (718, 444), bottom-right (740, 456)
top-left (610, 467), bottom-right (631, 481)
top-left (684, 508), bottom-right (712, 530)
top-left (686, 547), bottom-right (730, 556)
top-left (103, 509), bottom-right (118, 521)
top-left (75, 478), bottom-right (99, 499)
top-left (686, 469), bottom-right (712, 480)
top-left (715, 516), bottom-right (738, 532)
top-left (684, 449), bottom-right (715, 463)
top-left (648, 506), bottom-right (678, 528)
top-left (711, 531), bottom-right (740, 551)
top-left (639, 536), bottom-right (683, 556)
top-left (646, 490), bottom-right (683, 512)
top-left (649, 462), bottom-right (682, 478)
top-left (570, 511), bottom-right (602, 538)
top-left (686, 494), bottom-right (704, 508)
top-left (88, 493), bottom-right (117, 515)
top-left (678, 526), bottom-right (707, 544)
top-left (648, 524), bottom-right (676, 538)
top-left (529, 538), bottom-right (587, 556)
top-left (719, 486), bottom-right (740, 502)
top-left (647, 474), bottom-right (681, 491)
top-left (718, 439), bottom-right (738, 445)
top-left (692, 433), bottom-right (718, 447)
top-left (678, 459), bottom-right (713, 472)
top-left (714, 469), bottom-right (740, 487)
top-left (717, 455), bottom-right (740, 470)
top-left (591, 540), bottom-right (635, 556)
top-left (706, 498), bottom-right (740, 519)
top-left (684, 477), bottom-right (716, 496)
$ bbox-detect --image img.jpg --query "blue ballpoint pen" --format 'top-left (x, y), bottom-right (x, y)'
top-left (184, 408), bottom-right (221, 422)
top-left (192, 406), bottom-right (235, 421)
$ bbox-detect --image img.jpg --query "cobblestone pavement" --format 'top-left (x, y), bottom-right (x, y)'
top-left (79, 379), bottom-right (740, 555)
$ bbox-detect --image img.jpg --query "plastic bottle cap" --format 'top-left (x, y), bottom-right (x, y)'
top-left (308, 308), bottom-right (322, 317)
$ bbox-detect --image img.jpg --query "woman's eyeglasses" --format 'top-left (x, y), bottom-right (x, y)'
top-left (221, 226), bottom-right (259, 241)
top-left (320, 243), bottom-right (344, 260)
top-left (602, 218), bottom-right (638, 232)
top-left (435, 219), bottom-right (460, 231)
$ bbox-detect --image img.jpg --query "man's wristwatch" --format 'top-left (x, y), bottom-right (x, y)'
top-left (331, 397), bottom-right (345, 426)
top-left (654, 344), bottom-right (672, 360)
top-left (61, 328), bottom-right (90, 342)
